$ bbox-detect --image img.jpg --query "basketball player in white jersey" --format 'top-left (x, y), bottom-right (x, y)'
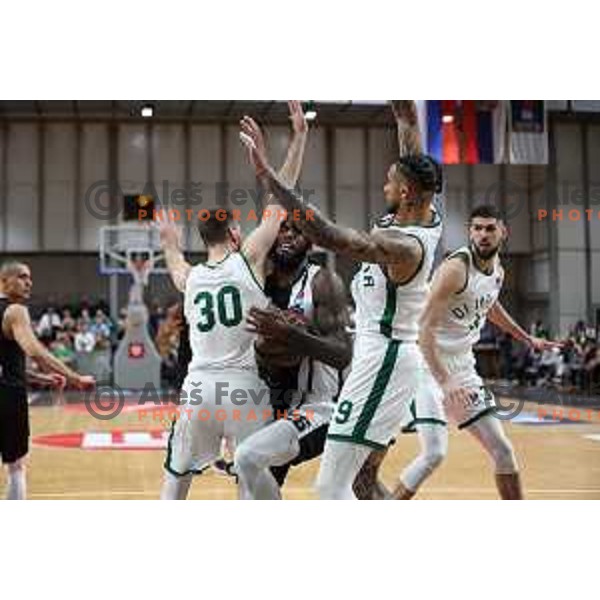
top-left (240, 100), bottom-right (444, 499)
top-left (159, 101), bottom-right (309, 500)
top-left (408, 204), bottom-right (561, 499)
top-left (232, 217), bottom-right (352, 499)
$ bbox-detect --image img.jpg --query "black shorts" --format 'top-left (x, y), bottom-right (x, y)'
top-left (270, 422), bottom-right (329, 487)
top-left (0, 386), bottom-right (29, 464)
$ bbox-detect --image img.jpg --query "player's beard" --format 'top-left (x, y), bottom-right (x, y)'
top-left (471, 241), bottom-right (500, 261)
top-left (385, 197), bottom-right (401, 215)
top-left (270, 247), bottom-right (307, 272)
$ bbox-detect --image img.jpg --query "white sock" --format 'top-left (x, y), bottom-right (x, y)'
top-left (316, 440), bottom-right (372, 500)
top-left (6, 468), bottom-right (27, 500)
top-left (400, 423), bottom-right (448, 492)
top-left (160, 471), bottom-right (192, 500)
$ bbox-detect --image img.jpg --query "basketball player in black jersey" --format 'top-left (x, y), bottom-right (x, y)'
top-left (232, 217), bottom-right (353, 498)
top-left (0, 262), bottom-right (95, 499)
top-left (240, 219), bottom-right (392, 499)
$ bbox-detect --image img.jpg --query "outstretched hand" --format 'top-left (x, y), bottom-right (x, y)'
top-left (72, 374), bottom-right (96, 390)
top-left (158, 219), bottom-right (183, 249)
top-left (288, 100), bottom-right (308, 134)
top-left (527, 336), bottom-right (564, 352)
top-left (240, 116), bottom-right (272, 177)
top-left (390, 100), bottom-right (418, 126)
top-left (48, 373), bottom-right (67, 391)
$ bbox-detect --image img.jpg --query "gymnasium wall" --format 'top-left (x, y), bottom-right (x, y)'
top-left (0, 115), bottom-right (598, 334)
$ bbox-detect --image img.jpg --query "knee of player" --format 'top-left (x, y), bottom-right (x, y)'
top-left (233, 443), bottom-right (258, 473)
top-left (7, 458), bottom-right (27, 473)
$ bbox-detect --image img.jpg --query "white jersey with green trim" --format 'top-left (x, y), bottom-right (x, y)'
top-left (436, 246), bottom-right (504, 354)
top-left (288, 263), bottom-right (342, 406)
top-left (184, 252), bottom-right (268, 373)
top-left (350, 209), bottom-right (443, 341)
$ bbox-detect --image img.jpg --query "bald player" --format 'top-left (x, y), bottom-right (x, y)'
top-left (0, 261), bottom-right (95, 499)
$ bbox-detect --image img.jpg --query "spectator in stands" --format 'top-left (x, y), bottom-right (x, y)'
top-left (530, 320), bottom-right (548, 340)
top-left (61, 308), bottom-right (76, 334)
top-left (514, 346), bottom-right (540, 387)
top-left (90, 309), bottom-right (112, 350)
top-left (37, 306), bottom-right (61, 342)
top-left (49, 331), bottom-right (76, 367)
top-left (538, 346), bottom-right (562, 385)
top-left (79, 308), bottom-right (92, 328)
top-left (155, 303), bottom-right (183, 386)
top-left (74, 322), bottom-right (96, 354)
top-left (561, 339), bottom-right (585, 390)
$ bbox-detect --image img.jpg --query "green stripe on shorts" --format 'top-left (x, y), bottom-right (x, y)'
top-left (379, 279), bottom-right (397, 337)
top-left (352, 339), bottom-right (401, 440)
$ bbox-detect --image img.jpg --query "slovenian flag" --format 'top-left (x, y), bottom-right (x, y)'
top-left (416, 101), bottom-right (507, 164)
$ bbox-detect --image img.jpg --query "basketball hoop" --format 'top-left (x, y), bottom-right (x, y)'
top-left (128, 256), bottom-right (153, 288)
top-left (99, 224), bottom-right (167, 276)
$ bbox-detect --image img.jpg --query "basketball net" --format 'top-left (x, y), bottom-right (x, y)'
top-left (127, 257), bottom-right (153, 305)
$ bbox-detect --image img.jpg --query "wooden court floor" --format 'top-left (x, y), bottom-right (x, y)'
top-left (3, 397), bottom-right (600, 499)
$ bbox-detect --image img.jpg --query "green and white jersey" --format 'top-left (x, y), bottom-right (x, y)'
top-left (436, 246), bottom-right (504, 354)
top-left (184, 252), bottom-right (268, 373)
top-left (350, 209), bottom-right (443, 342)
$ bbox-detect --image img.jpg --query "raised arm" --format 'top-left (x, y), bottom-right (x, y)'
top-left (277, 100), bottom-right (309, 187)
top-left (158, 220), bottom-right (191, 292)
top-left (244, 151), bottom-right (422, 267)
top-left (488, 301), bottom-right (562, 351)
top-left (390, 100), bottom-right (423, 156)
top-left (241, 101), bottom-right (309, 275)
top-left (5, 305), bottom-right (94, 388)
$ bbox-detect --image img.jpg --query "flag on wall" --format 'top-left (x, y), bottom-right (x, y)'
top-left (509, 100), bottom-right (548, 164)
top-left (416, 101), bottom-right (507, 164)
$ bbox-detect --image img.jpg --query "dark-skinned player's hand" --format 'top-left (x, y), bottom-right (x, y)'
top-left (246, 306), bottom-right (306, 344)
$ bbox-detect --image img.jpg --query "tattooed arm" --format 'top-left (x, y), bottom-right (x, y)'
top-left (241, 101), bottom-right (309, 282)
top-left (260, 173), bottom-right (422, 269)
top-left (240, 118), bottom-right (422, 275)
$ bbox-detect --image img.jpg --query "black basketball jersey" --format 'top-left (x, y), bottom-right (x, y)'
top-left (0, 298), bottom-right (27, 389)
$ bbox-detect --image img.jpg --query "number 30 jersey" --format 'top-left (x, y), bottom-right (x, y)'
top-left (184, 252), bottom-right (268, 374)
